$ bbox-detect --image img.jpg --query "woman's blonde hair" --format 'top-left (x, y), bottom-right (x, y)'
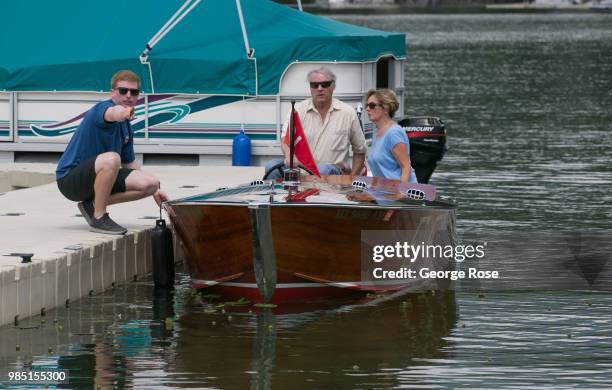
top-left (365, 89), bottom-right (400, 118)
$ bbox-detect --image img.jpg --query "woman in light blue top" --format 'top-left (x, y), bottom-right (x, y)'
top-left (365, 89), bottom-right (417, 183)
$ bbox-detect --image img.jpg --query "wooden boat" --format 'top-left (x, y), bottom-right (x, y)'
top-left (164, 175), bottom-right (457, 303)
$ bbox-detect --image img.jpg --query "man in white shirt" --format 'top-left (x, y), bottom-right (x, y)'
top-left (264, 67), bottom-right (367, 178)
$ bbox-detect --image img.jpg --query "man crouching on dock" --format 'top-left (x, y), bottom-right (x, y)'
top-left (56, 70), bottom-right (168, 235)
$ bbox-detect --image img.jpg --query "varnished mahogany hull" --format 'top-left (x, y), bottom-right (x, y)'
top-left (166, 202), bottom-right (456, 303)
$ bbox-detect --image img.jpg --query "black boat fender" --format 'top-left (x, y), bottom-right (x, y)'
top-left (151, 210), bottom-right (175, 288)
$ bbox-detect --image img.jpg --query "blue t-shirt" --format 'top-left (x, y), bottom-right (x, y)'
top-left (56, 100), bottom-right (135, 179)
top-left (368, 123), bottom-right (418, 183)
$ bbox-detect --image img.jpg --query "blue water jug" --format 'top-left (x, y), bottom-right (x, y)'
top-left (232, 126), bottom-right (251, 166)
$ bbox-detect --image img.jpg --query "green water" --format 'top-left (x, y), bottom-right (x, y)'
top-left (1, 13), bottom-right (611, 389)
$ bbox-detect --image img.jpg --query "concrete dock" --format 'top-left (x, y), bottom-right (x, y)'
top-left (0, 163), bottom-right (263, 327)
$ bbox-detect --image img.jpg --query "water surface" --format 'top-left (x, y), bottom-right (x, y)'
top-left (1, 13), bottom-right (611, 389)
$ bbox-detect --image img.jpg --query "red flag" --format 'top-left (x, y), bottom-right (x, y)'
top-left (283, 111), bottom-right (321, 177)
top-left (285, 188), bottom-right (320, 203)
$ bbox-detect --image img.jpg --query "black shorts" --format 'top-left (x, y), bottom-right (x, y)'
top-left (57, 156), bottom-right (134, 202)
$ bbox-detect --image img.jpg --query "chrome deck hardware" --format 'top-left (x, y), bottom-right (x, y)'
top-left (406, 188), bottom-right (425, 200)
top-left (351, 180), bottom-right (368, 191)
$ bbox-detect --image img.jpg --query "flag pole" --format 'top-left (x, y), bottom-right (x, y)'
top-left (289, 100), bottom-right (295, 170)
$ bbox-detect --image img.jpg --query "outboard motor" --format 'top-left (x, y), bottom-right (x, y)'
top-left (398, 117), bottom-right (447, 184)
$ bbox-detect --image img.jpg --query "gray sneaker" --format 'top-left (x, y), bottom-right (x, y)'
top-left (77, 200), bottom-right (94, 226)
top-left (89, 213), bottom-right (127, 235)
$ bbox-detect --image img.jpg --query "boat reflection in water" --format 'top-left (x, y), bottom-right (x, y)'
top-left (0, 280), bottom-right (456, 388)
top-left (165, 174), bottom-right (457, 303)
top-left (173, 289), bottom-right (458, 389)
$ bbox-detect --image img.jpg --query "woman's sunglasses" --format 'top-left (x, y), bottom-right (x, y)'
top-left (115, 87), bottom-right (140, 96)
top-left (366, 102), bottom-right (381, 110)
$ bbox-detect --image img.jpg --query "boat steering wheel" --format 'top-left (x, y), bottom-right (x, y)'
top-left (262, 162), bottom-right (313, 180)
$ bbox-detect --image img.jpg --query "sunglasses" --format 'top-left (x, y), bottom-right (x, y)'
top-left (309, 81), bottom-right (333, 89)
top-left (366, 102), bottom-right (382, 110)
top-left (115, 87), bottom-right (140, 96)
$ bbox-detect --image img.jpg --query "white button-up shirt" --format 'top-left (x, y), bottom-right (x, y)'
top-left (282, 98), bottom-right (367, 171)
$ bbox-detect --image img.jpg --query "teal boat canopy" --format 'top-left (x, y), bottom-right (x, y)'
top-left (0, 0), bottom-right (405, 96)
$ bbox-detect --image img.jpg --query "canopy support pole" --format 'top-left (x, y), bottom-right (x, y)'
top-left (143, 61), bottom-right (155, 94)
top-left (235, 0), bottom-right (257, 95)
top-left (139, 0), bottom-right (202, 93)
top-left (140, 0), bottom-right (201, 63)
top-left (297, 0), bottom-right (303, 11)
top-left (235, 0), bottom-right (254, 59)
